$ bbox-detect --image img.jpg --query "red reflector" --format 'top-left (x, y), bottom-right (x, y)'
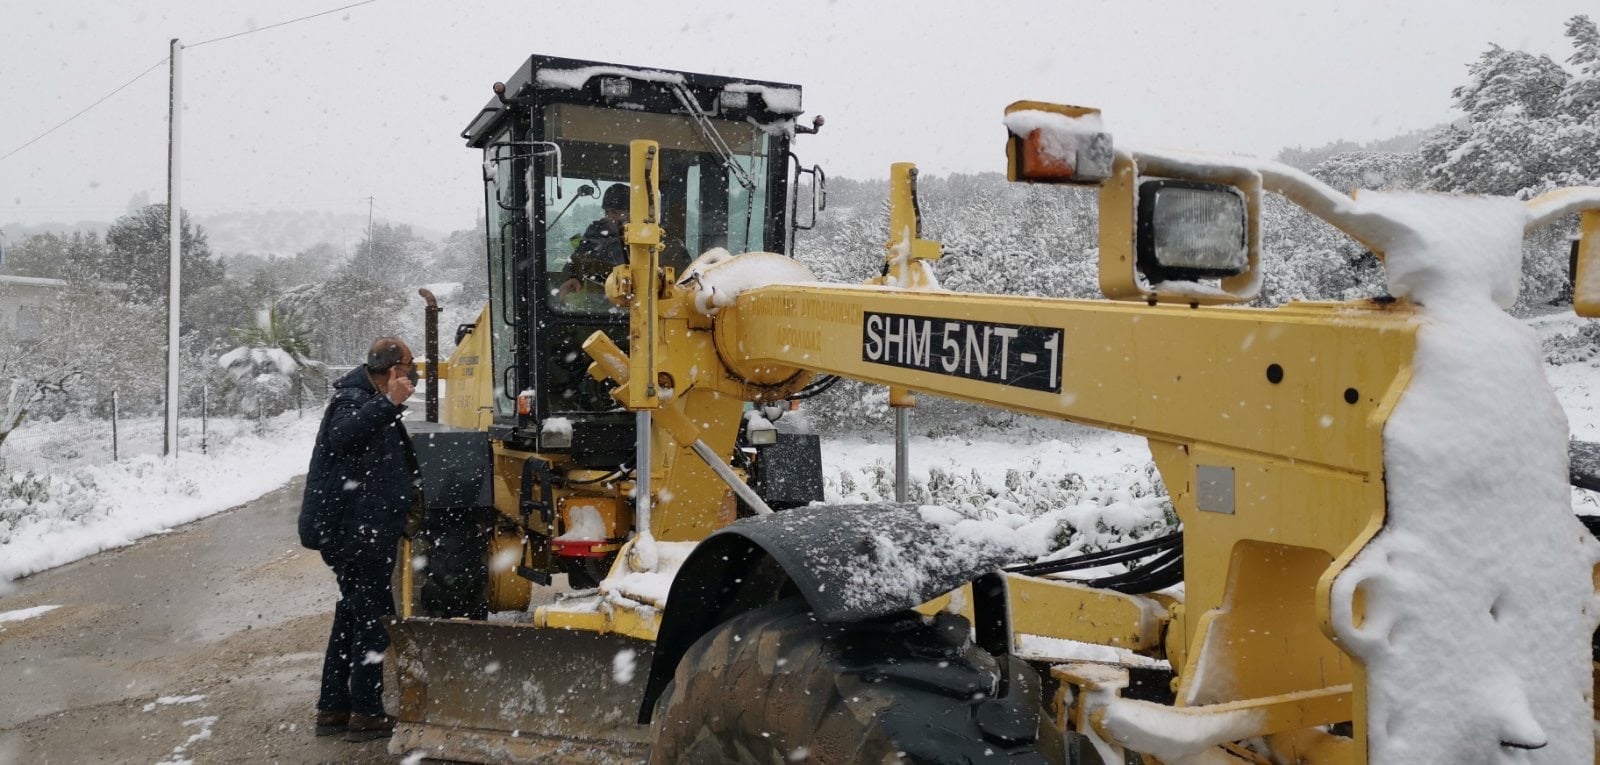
top-left (551, 540), bottom-right (612, 558)
top-left (1021, 128), bottom-right (1078, 181)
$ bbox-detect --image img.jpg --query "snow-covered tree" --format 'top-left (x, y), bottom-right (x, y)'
top-left (103, 204), bottom-right (224, 301)
top-left (0, 231), bottom-right (106, 282)
top-left (277, 272), bottom-right (406, 364)
top-left (346, 222), bottom-right (432, 290)
top-left (218, 307), bottom-right (321, 416)
top-left (1414, 17), bottom-right (1600, 307)
top-left (0, 330), bottom-right (79, 470)
top-left (1561, 15), bottom-right (1600, 116)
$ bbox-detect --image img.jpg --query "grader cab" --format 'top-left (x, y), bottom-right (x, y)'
top-left (393, 54), bottom-right (1600, 764)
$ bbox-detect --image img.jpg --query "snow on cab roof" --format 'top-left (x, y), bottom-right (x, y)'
top-left (534, 65), bottom-right (687, 90)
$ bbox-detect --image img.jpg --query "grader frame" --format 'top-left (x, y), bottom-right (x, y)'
top-left (392, 55), bottom-right (1600, 765)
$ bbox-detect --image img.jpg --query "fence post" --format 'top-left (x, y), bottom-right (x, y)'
top-left (111, 390), bottom-right (119, 462)
top-left (201, 385), bottom-right (208, 455)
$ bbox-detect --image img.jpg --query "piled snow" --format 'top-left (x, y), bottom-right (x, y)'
top-left (679, 248), bottom-right (818, 315)
top-left (598, 540), bottom-right (697, 609)
top-left (142, 695), bottom-right (205, 712)
top-left (0, 603), bottom-right (59, 626)
top-left (1013, 634), bottom-right (1168, 668)
top-left (554, 502), bottom-right (606, 541)
top-left (1330, 192), bottom-right (1600, 762)
top-left (535, 65), bottom-right (685, 90)
top-left (0, 413), bottom-right (319, 582)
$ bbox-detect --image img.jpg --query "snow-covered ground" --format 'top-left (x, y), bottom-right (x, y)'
top-left (0, 412), bottom-right (319, 583)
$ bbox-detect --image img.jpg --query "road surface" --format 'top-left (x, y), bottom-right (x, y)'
top-left (0, 479), bottom-right (400, 764)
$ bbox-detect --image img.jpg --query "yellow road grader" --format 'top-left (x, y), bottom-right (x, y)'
top-left (392, 54), bottom-right (1600, 763)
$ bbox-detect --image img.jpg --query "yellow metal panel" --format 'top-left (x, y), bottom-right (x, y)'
top-left (441, 304), bottom-right (495, 431)
top-left (535, 599), bottom-right (660, 641)
top-left (724, 285), bottom-right (1413, 476)
top-left (1005, 574), bottom-right (1164, 651)
top-left (624, 139), bottom-right (664, 410)
top-left (1575, 210), bottom-right (1600, 318)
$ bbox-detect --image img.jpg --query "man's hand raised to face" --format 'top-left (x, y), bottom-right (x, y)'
top-left (387, 365), bottom-right (416, 406)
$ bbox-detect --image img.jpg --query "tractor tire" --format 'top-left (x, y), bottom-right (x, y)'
top-left (649, 598), bottom-right (1061, 765)
top-left (557, 553), bottom-right (615, 590)
top-left (417, 509), bottom-right (490, 620)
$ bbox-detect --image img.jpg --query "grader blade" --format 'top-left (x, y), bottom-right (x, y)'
top-left (389, 617), bottom-right (653, 764)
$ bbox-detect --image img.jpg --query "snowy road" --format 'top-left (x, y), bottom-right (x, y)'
top-left (0, 479), bottom-right (395, 764)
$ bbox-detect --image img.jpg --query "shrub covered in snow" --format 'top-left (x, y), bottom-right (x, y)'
top-left (0, 472), bottom-right (98, 546)
top-left (820, 431), bottom-right (1177, 564)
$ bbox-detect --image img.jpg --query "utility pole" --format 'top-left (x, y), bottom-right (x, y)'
top-left (164, 38), bottom-right (183, 458)
top-left (365, 195), bottom-right (375, 256)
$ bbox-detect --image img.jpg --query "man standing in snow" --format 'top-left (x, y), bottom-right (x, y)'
top-left (298, 336), bottom-right (420, 742)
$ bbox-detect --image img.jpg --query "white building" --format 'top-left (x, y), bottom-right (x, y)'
top-left (0, 274), bottom-right (67, 342)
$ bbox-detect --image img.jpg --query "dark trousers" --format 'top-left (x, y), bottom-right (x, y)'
top-left (317, 548), bottom-right (396, 716)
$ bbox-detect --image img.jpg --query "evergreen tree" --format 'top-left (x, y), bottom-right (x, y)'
top-left (103, 204), bottom-right (224, 300)
top-left (0, 232), bottom-right (107, 282)
top-left (1562, 15), bottom-right (1600, 115)
top-left (347, 222), bottom-right (430, 290)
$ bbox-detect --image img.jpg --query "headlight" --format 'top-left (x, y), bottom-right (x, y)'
top-left (599, 77), bottom-right (631, 99)
top-left (744, 412), bottom-right (778, 446)
top-left (1137, 180), bottom-right (1248, 281)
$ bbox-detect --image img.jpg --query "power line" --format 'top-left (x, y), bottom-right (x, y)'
top-left (0, 0), bottom-right (381, 164)
top-left (188, 0), bottom-right (380, 49)
top-left (0, 57), bottom-right (169, 164)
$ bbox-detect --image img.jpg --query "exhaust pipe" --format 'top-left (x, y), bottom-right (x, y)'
top-left (418, 288), bottom-right (440, 423)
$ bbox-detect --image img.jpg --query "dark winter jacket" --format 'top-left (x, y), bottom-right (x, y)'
top-left (569, 217), bottom-right (626, 282)
top-left (298, 366), bottom-right (420, 558)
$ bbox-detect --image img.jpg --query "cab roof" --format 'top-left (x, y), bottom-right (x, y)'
top-left (462, 54), bottom-right (804, 149)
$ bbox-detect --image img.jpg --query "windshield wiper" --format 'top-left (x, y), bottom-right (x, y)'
top-left (670, 83), bottom-right (756, 191)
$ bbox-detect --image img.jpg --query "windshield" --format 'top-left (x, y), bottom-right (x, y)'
top-left (541, 103), bottom-right (774, 315)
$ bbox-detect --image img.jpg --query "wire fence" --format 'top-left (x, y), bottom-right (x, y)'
top-left (0, 380), bottom-right (332, 474)
top-left (1, 365), bottom-right (398, 475)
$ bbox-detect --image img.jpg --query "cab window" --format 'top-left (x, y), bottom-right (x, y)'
top-left (540, 103), bottom-right (774, 316)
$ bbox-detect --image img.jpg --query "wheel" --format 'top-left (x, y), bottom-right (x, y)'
top-left (416, 508), bottom-right (490, 619)
top-left (649, 599), bottom-right (1062, 764)
top-left (557, 553), bottom-right (615, 590)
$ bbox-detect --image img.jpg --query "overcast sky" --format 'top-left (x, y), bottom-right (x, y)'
top-left (0, 0), bottom-right (1593, 236)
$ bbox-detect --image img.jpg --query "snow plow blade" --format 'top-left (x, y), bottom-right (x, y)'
top-left (389, 617), bottom-right (653, 763)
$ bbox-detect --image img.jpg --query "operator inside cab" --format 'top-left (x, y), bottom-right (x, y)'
top-left (557, 183), bottom-right (629, 310)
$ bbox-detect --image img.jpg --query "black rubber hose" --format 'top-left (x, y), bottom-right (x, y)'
top-left (1005, 531), bottom-right (1181, 577)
